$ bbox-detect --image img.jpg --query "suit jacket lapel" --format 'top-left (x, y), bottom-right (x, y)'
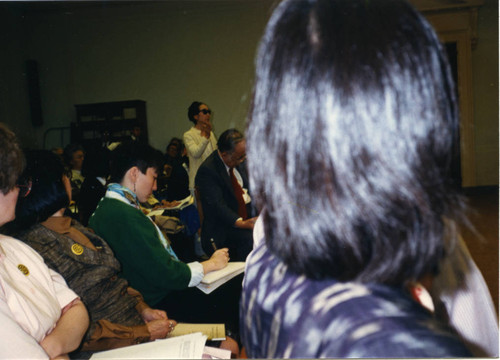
top-left (213, 152), bottom-right (234, 195)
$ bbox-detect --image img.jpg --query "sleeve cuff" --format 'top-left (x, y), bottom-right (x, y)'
top-left (187, 261), bottom-right (204, 287)
top-left (132, 324), bottom-right (151, 344)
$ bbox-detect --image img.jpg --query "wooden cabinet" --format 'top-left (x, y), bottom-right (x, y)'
top-left (71, 100), bottom-right (148, 149)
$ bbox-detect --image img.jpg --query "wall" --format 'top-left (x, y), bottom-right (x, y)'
top-left (0, 5), bottom-right (35, 145)
top-left (472, 0), bottom-right (499, 185)
top-left (0, 1), bottom-right (272, 151)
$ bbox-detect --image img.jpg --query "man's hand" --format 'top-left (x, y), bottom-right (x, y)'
top-left (235, 217), bottom-right (257, 230)
top-left (146, 319), bottom-right (177, 341)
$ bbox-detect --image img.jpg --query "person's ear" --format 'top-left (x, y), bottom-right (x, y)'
top-left (128, 166), bottom-right (140, 183)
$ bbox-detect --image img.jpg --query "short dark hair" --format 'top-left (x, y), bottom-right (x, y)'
top-left (109, 142), bottom-right (164, 183)
top-left (247, 0), bottom-right (464, 285)
top-left (0, 123), bottom-right (24, 195)
top-left (15, 150), bottom-right (69, 229)
top-left (217, 129), bottom-right (244, 154)
top-left (63, 143), bottom-right (85, 167)
top-left (187, 101), bottom-right (204, 124)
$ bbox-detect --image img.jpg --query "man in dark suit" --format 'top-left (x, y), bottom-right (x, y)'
top-left (195, 129), bottom-right (257, 261)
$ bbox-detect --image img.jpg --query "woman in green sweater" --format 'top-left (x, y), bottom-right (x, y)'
top-left (89, 142), bottom-right (242, 335)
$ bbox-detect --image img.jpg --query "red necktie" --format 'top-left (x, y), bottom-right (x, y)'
top-left (229, 168), bottom-right (247, 219)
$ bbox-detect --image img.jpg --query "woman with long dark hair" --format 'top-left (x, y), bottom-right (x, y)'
top-left (241, 0), bottom-right (477, 357)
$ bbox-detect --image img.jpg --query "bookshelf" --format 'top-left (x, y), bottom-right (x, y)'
top-left (70, 100), bottom-right (148, 149)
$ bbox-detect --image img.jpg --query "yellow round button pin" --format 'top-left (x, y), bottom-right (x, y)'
top-left (71, 243), bottom-right (84, 255)
top-left (18, 264), bottom-right (29, 276)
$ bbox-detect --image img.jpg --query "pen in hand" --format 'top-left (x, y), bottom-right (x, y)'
top-left (210, 238), bottom-right (217, 251)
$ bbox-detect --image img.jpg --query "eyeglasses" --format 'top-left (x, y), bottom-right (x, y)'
top-left (199, 109), bottom-right (212, 115)
top-left (17, 178), bottom-right (32, 198)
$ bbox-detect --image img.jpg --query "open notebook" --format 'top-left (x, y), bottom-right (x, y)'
top-left (196, 262), bottom-right (245, 294)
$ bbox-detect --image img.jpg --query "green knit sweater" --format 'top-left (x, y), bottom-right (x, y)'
top-left (89, 197), bottom-right (191, 306)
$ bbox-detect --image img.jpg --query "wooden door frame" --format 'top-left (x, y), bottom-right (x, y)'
top-left (416, 3), bottom-right (482, 186)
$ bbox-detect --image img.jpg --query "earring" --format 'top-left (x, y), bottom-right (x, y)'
top-left (133, 182), bottom-right (136, 193)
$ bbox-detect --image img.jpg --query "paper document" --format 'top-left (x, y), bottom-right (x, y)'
top-left (89, 333), bottom-right (206, 359)
top-left (196, 262), bottom-right (245, 294)
top-left (202, 346), bottom-right (231, 359)
top-left (169, 323), bottom-right (226, 341)
top-left (147, 195), bottom-right (195, 217)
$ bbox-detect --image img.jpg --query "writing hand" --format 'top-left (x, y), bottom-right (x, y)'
top-left (201, 247), bottom-right (229, 273)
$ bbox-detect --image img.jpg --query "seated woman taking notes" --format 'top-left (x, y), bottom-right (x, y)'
top-left (89, 142), bottom-right (242, 337)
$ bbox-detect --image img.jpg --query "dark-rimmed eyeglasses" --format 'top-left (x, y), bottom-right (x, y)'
top-left (199, 109), bottom-right (212, 115)
top-left (17, 178), bottom-right (32, 198)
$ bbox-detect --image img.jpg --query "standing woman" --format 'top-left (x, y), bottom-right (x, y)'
top-left (242, 0), bottom-right (473, 358)
top-left (0, 123), bottom-right (88, 359)
top-left (183, 101), bottom-right (217, 193)
top-left (183, 102), bottom-right (218, 258)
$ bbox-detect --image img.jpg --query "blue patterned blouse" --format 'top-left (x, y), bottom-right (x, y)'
top-left (240, 242), bottom-right (471, 358)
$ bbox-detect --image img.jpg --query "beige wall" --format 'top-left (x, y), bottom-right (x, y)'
top-left (0, 1), bottom-right (272, 151)
top-left (0, 0), bottom-right (497, 185)
top-left (471, 0), bottom-right (499, 185)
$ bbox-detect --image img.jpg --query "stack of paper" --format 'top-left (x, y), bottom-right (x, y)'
top-left (196, 262), bottom-right (245, 294)
top-left (90, 333), bottom-right (207, 359)
top-left (203, 346), bottom-right (231, 359)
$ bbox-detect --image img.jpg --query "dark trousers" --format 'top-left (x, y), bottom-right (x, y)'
top-left (226, 228), bottom-right (253, 261)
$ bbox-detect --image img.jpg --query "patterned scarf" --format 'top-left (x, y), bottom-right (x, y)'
top-left (105, 183), bottom-right (179, 260)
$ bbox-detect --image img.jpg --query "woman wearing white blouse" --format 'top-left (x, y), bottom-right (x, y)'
top-left (0, 123), bottom-right (89, 359)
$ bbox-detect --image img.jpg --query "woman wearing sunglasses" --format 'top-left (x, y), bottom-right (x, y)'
top-left (183, 101), bottom-right (218, 259)
top-left (183, 101), bottom-right (217, 193)
top-left (0, 123), bottom-right (88, 359)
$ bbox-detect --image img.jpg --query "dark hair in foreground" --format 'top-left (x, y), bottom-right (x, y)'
top-left (109, 142), bottom-right (164, 183)
top-left (247, 0), bottom-right (464, 285)
top-left (0, 123), bottom-right (24, 194)
top-left (217, 129), bottom-right (244, 154)
top-left (15, 150), bottom-right (69, 229)
top-left (188, 101), bottom-right (204, 124)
